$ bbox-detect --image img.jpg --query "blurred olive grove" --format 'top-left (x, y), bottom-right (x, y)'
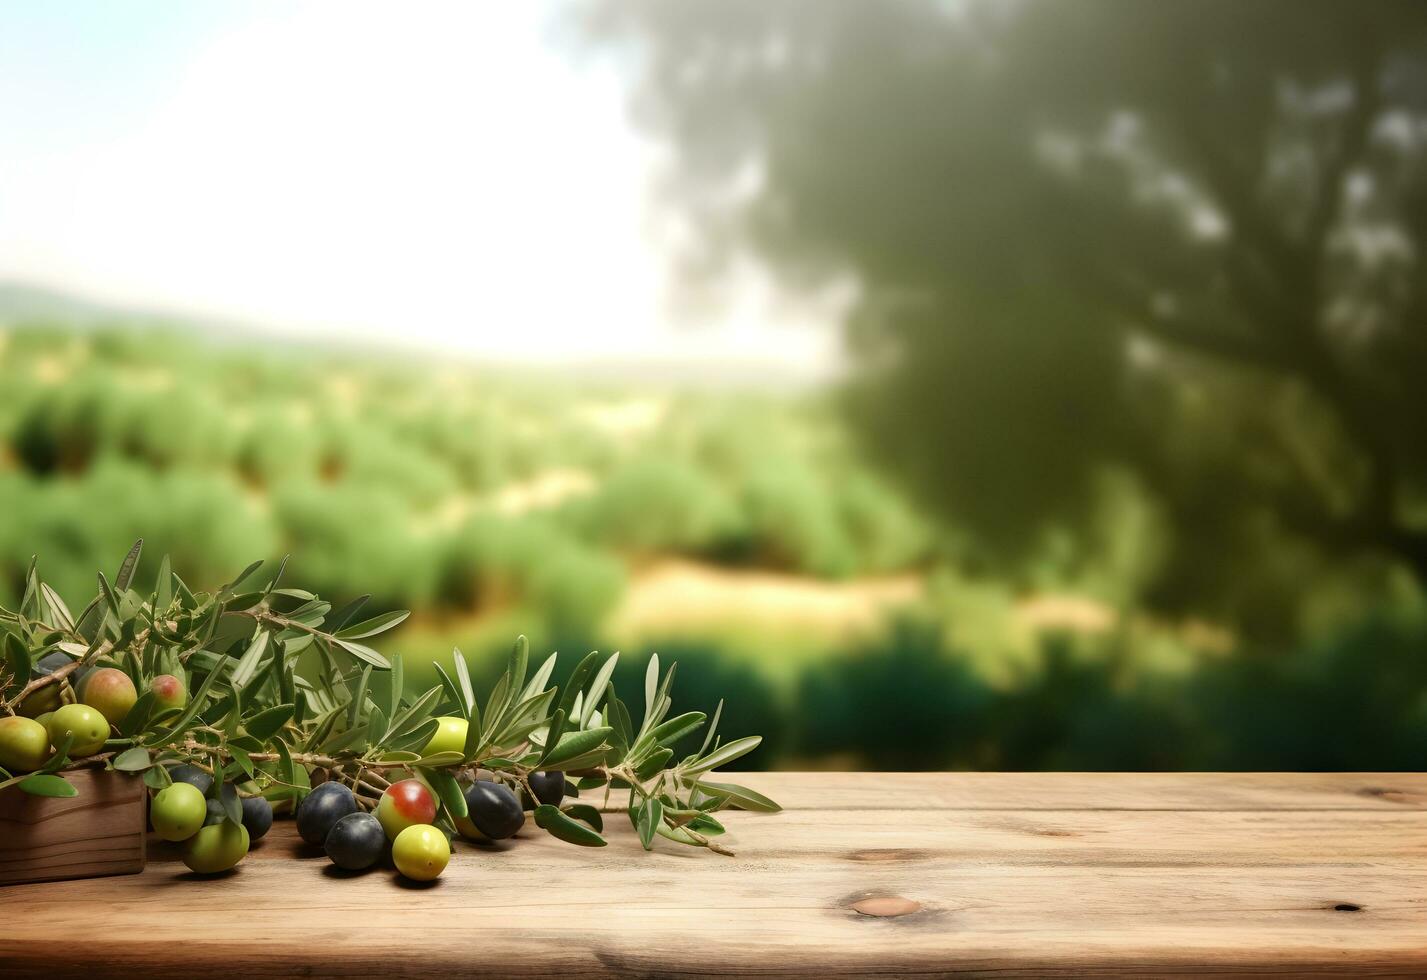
top-left (574, 0), bottom-right (1427, 767)
top-left (4, 0), bottom-right (1427, 770)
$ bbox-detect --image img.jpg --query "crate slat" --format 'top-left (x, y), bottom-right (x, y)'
top-left (0, 769), bottom-right (146, 886)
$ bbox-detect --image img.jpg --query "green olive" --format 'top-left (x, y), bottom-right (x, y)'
top-left (0, 716), bottom-right (51, 772)
top-left (391, 824), bottom-right (449, 881)
top-left (422, 716), bottom-right (468, 757)
top-left (151, 782), bottom-right (207, 842)
top-left (44, 703), bottom-right (109, 756)
top-left (183, 821), bottom-right (250, 874)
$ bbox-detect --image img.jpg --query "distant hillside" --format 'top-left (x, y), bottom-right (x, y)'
top-left (0, 280), bottom-right (819, 390)
top-left (0, 281), bottom-right (133, 324)
top-left (0, 280), bottom-right (259, 337)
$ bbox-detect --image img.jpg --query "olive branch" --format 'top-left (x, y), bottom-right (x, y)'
top-left (0, 541), bottom-right (778, 856)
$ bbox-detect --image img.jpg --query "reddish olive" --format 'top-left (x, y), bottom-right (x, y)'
top-left (81, 668), bottom-right (137, 726)
top-left (376, 779), bottom-right (437, 840)
top-left (149, 674), bottom-right (188, 714)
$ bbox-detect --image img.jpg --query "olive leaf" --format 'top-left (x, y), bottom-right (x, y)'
top-left (633, 747), bottom-right (673, 780)
top-left (4, 633), bottom-right (31, 686)
top-left (688, 778), bottom-right (782, 813)
top-left (217, 559), bottom-right (264, 600)
top-left (646, 711), bottom-right (705, 749)
top-left (689, 813), bottom-right (726, 835)
top-left (580, 651), bottom-right (619, 728)
top-left (655, 822), bottom-right (703, 846)
top-left (215, 772), bottom-right (243, 826)
top-left (39, 732), bottom-right (75, 774)
top-left (556, 650), bottom-right (601, 726)
top-left (114, 538), bottom-right (143, 593)
top-left (142, 764), bottom-right (172, 791)
top-left (698, 699), bottom-right (724, 756)
top-left (333, 637), bottom-right (390, 670)
top-left (637, 796), bottom-right (662, 851)
top-left (561, 803), bottom-right (604, 832)
top-left (113, 746), bottom-right (152, 772)
top-left (323, 594), bottom-right (370, 634)
top-left (387, 717), bottom-right (441, 753)
top-left (453, 651), bottom-right (476, 719)
top-left (347, 665), bottom-right (372, 728)
top-left (420, 766), bottom-right (467, 819)
top-left (154, 554), bottom-right (172, 611)
top-left (534, 804), bottom-right (607, 847)
top-left (433, 661), bottom-right (468, 718)
top-left (334, 609), bottom-right (409, 640)
top-left (230, 746), bottom-right (255, 780)
top-left (18, 774), bottom-right (77, 798)
top-left (685, 736), bottom-right (762, 775)
top-left (229, 629), bottom-right (270, 690)
top-left (245, 703), bottom-right (294, 741)
top-left (97, 571), bottom-right (122, 618)
top-left (542, 727), bottom-right (612, 768)
top-left (40, 583), bottom-right (76, 632)
top-left (521, 651), bottom-right (558, 701)
top-left (506, 635), bottom-right (528, 696)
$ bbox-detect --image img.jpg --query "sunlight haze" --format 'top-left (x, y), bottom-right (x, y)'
top-left (0, 1), bottom-right (842, 378)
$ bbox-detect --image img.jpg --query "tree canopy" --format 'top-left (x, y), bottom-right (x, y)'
top-left (590, 0), bottom-right (1427, 638)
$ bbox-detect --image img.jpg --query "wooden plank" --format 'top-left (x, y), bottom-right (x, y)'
top-left (0, 769), bottom-right (146, 886)
top-left (0, 773), bottom-right (1424, 977)
top-left (746, 771), bottom-right (1427, 811)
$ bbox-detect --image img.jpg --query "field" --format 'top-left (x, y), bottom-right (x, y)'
top-left (0, 325), bottom-right (941, 760)
top-left (3, 324), bottom-right (1424, 772)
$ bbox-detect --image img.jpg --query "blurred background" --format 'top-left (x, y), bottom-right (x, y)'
top-left (3, 0), bottom-right (1427, 770)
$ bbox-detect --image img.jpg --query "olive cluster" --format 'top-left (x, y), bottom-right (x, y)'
top-left (4, 546), bottom-right (777, 887)
top-left (0, 658), bottom-right (187, 772)
top-left (294, 767), bottom-right (564, 881)
top-left (150, 764), bottom-right (273, 873)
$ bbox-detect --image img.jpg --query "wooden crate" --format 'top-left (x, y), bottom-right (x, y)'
top-left (0, 769), bottom-right (146, 886)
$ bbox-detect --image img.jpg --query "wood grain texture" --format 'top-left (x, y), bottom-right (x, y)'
top-left (0, 769), bottom-right (145, 886)
top-left (1, 772), bottom-right (1425, 977)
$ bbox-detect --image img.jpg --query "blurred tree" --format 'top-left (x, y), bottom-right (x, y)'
top-left (590, 0), bottom-right (1427, 636)
top-left (795, 619), bottom-right (994, 769)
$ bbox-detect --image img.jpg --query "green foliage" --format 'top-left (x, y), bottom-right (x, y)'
top-left (437, 514), bottom-right (627, 636)
top-left (591, 0), bottom-right (1427, 634)
top-left (4, 321), bottom-right (1419, 773)
top-left (602, 642), bottom-right (787, 770)
top-left (569, 456), bottom-right (741, 555)
top-left (795, 620), bottom-right (995, 770)
top-left (0, 327), bottom-right (933, 624)
top-left (0, 544), bottom-right (775, 855)
top-left (784, 613), bottom-right (1427, 771)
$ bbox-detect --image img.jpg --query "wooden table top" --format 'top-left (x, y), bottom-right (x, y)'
top-left (3, 772), bottom-right (1425, 977)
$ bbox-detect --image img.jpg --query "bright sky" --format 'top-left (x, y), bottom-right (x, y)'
top-left (0, 1), bottom-right (842, 378)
